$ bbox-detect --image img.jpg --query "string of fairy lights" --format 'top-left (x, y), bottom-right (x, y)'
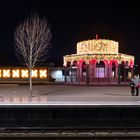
top-left (64, 39), bottom-right (134, 66)
top-left (77, 39), bottom-right (118, 54)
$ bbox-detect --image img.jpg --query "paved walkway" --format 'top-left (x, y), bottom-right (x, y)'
top-left (0, 84), bottom-right (140, 105)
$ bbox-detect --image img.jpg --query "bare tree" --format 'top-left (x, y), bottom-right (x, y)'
top-left (14, 14), bottom-right (51, 96)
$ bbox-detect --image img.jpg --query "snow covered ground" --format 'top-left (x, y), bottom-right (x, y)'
top-left (0, 84), bottom-right (140, 105)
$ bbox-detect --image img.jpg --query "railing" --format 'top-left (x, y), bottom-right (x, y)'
top-left (50, 66), bottom-right (131, 85)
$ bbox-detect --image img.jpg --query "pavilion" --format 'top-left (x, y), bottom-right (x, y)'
top-left (63, 35), bottom-right (135, 83)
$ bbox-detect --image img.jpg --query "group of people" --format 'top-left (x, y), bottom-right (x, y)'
top-left (130, 75), bottom-right (140, 96)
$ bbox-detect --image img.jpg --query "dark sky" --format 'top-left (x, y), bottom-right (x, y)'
top-left (0, 0), bottom-right (140, 67)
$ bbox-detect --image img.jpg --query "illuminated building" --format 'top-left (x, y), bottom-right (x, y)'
top-left (63, 36), bottom-right (135, 83)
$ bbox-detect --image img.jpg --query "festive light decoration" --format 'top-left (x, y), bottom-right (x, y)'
top-left (64, 53), bottom-right (134, 65)
top-left (12, 69), bottom-right (20, 78)
top-left (77, 39), bottom-right (118, 55)
top-left (0, 68), bottom-right (48, 79)
top-left (64, 38), bottom-right (134, 66)
top-left (32, 69), bottom-right (38, 78)
top-left (39, 70), bottom-right (47, 78)
top-left (21, 69), bottom-right (29, 78)
top-left (3, 69), bottom-right (11, 78)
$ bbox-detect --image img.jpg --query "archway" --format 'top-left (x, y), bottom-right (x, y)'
top-left (66, 61), bottom-right (71, 67)
top-left (81, 61), bottom-right (87, 76)
top-left (89, 59), bottom-right (97, 77)
top-left (72, 60), bottom-right (78, 67)
top-left (96, 61), bottom-right (105, 78)
top-left (112, 61), bottom-right (116, 77)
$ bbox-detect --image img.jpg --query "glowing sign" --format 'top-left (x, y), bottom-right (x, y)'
top-left (3, 69), bottom-right (11, 78)
top-left (32, 69), bottom-right (38, 78)
top-left (21, 69), bottom-right (29, 78)
top-left (12, 69), bottom-right (20, 78)
top-left (39, 70), bottom-right (47, 78)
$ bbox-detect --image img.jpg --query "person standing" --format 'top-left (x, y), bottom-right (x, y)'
top-left (130, 79), bottom-right (135, 96)
top-left (131, 75), bottom-right (140, 96)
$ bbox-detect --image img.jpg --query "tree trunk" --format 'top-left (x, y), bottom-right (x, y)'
top-left (29, 67), bottom-right (32, 97)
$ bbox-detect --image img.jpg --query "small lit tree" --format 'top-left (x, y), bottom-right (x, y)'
top-left (14, 14), bottom-right (51, 96)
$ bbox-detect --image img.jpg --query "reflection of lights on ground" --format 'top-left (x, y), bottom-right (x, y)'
top-left (0, 70), bottom-right (1, 78)
top-left (3, 69), bottom-right (10, 78)
top-left (12, 69), bottom-right (20, 78)
top-left (21, 69), bottom-right (29, 78)
top-left (32, 70), bottom-right (38, 78)
top-left (39, 70), bottom-right (47, 78)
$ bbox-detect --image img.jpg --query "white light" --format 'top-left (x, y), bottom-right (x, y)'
top-left (112, 71), bottom-right (115, 77)
top-left (12, 69), bottom-right (20, 78)
top-left (21, 69), bottom-right (29, 78)
top-left (3, 69), bottom-right (11, 78)
top-left (39, 70), bottom-right (47, 78)
top-left (77, 39), bottom-right (119, 55)
top-left (96, 67), bottom-right (105, 78)
top-left (51, 70), bottom-right (62, 79)
top-left (32, 70), bottom-right (38, 78)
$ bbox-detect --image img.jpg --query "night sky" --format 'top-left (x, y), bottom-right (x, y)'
top-left (0, 1), bottom-right (140, 68)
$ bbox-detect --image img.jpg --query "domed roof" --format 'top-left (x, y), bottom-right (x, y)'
top-left (77, 39), bottom-right (119, 55)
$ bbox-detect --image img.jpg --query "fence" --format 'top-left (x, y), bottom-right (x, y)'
top-left (50, 65), bottom-right (133, 85)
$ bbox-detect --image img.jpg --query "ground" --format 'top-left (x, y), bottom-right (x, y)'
top-left (0, 84), bottom-right (140, 105)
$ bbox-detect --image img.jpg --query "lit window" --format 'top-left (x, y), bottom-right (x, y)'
top-left (3, 69), bottom-right (11, 78)
top-left (21, 69), bottom-right (29, 78)
top-left (12, 69), bottom-right (20, 78)
top-left (39, 69), bottom-right (47, 78)
top-left (32, 69), bottom-right (38, 78)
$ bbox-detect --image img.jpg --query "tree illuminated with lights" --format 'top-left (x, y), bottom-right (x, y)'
top-left (14, 13), bottom-right (51, 96)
